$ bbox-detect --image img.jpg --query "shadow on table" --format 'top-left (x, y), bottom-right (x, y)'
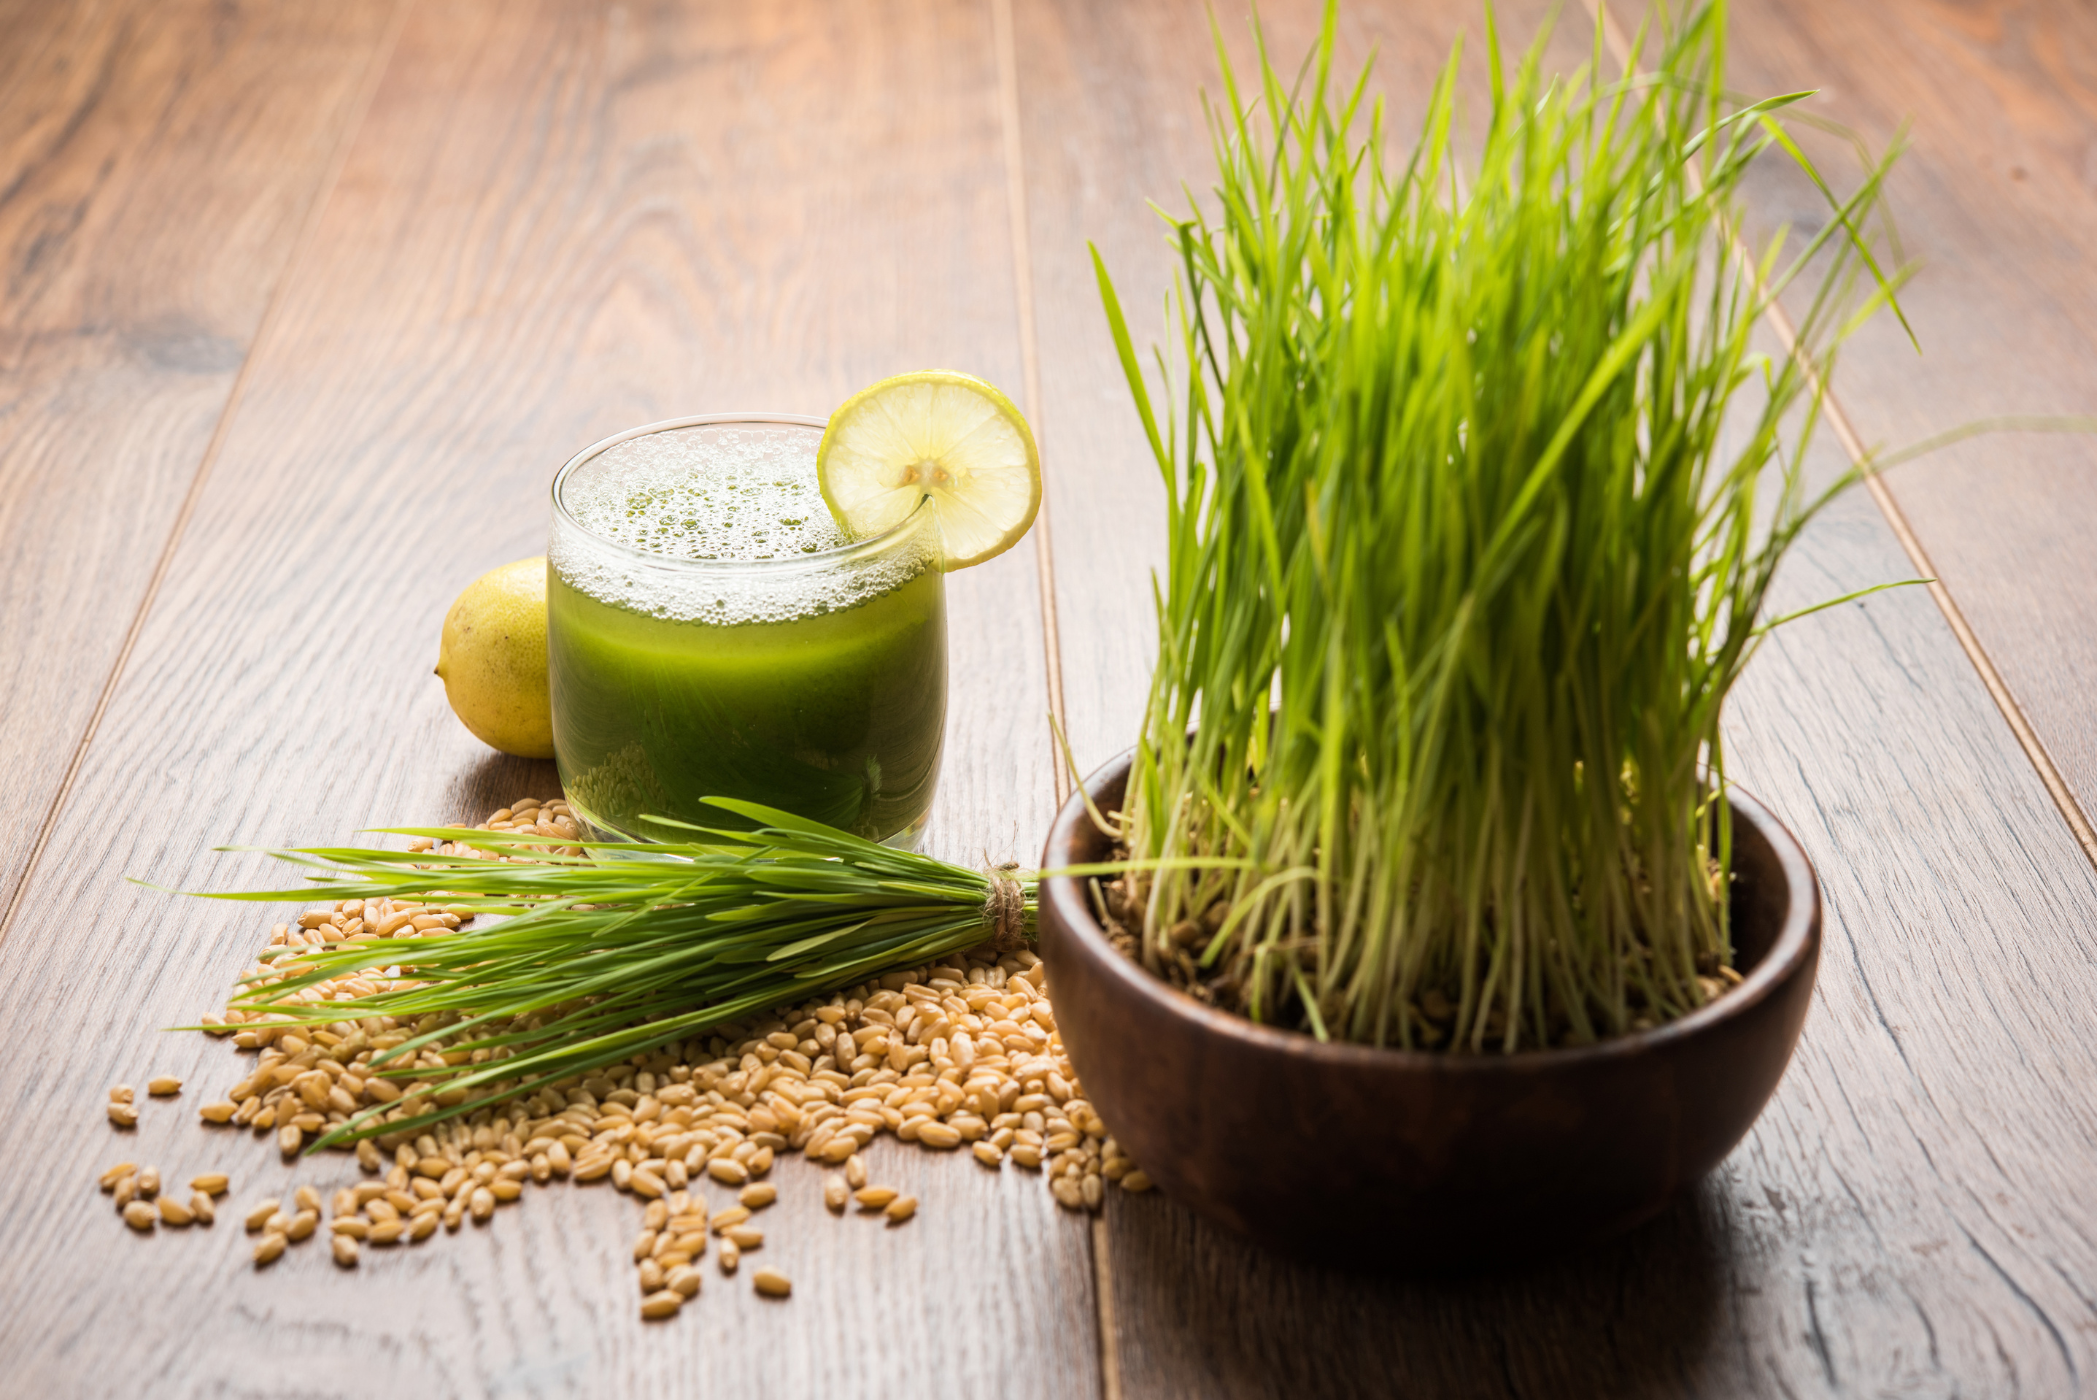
top-left (1106, 1178), bottom-right (1732, 1400)
top-left (446, 751), bottom-right (562, 825)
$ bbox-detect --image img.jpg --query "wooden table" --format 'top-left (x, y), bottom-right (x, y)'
top-left (1, 2), bottom-right (2090, 1395)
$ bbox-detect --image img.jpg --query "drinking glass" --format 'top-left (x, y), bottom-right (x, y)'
top-left (548, 413), bottom-right (946, 847)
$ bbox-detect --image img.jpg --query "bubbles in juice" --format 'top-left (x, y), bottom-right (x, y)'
top-left (552, 423), bottom-right (930, 627)
top-left (562, 425), bottom-right (847, 562)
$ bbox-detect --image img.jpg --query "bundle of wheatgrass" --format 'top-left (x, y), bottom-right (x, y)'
top-left (182, 800), bottom-right (1033, 1146)
top-left (1093, 2), bottom-right (1911, 1051)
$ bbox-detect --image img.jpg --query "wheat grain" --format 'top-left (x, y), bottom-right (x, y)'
top-left (158, 796), bottom-right (1146, 1321)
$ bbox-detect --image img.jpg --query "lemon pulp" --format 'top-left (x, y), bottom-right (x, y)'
top-left (816, 370), bottom-right (1041, 570)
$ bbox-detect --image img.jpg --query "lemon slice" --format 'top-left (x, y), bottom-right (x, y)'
top-left (817, 370), bottom-right (1041, 570)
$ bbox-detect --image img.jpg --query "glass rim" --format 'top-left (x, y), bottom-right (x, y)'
top-left (550, 411), bottom-right (934, 575)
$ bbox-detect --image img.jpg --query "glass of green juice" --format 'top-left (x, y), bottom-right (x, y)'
top-left (547, 413), bottom-right (946, 847)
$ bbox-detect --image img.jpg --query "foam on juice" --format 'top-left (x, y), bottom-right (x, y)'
top-left (551, 422), bottom-right (931, 627)
top-left (561, 425), bottom-right (847, 562)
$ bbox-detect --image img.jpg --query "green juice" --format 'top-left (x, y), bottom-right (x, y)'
top-left (548, 419), bottom-right (946, 843)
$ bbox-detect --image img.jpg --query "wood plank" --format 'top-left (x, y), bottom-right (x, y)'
top-left (1714, 0), bottom-right (2098, 822)
top-left (0, 0), bottom-right (398, 924)
top-left (1012, 0), bottom-right (2095, 1394)
top-left (0, 1), bottom-right (1090, 1393)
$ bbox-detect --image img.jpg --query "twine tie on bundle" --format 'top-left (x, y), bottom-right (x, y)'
top-left (982, 860), bottom-right (1028, 951)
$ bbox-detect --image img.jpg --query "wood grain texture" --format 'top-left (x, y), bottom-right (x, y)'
top-left (0, 2), bottom-right (1088, 1395)
top-left (0, 0), bottom-right (397, 927)
top-left (1712, 0), bottom-right (2098, 822)
top-left (1011, 0), bottom-right (2095, 1394)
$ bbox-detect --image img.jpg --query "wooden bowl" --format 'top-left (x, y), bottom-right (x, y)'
top-left (1037, 747), bottom-right (1822, 1270)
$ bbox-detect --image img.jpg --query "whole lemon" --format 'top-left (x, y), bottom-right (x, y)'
top-left (434, 556), bottom-right (555, 759)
